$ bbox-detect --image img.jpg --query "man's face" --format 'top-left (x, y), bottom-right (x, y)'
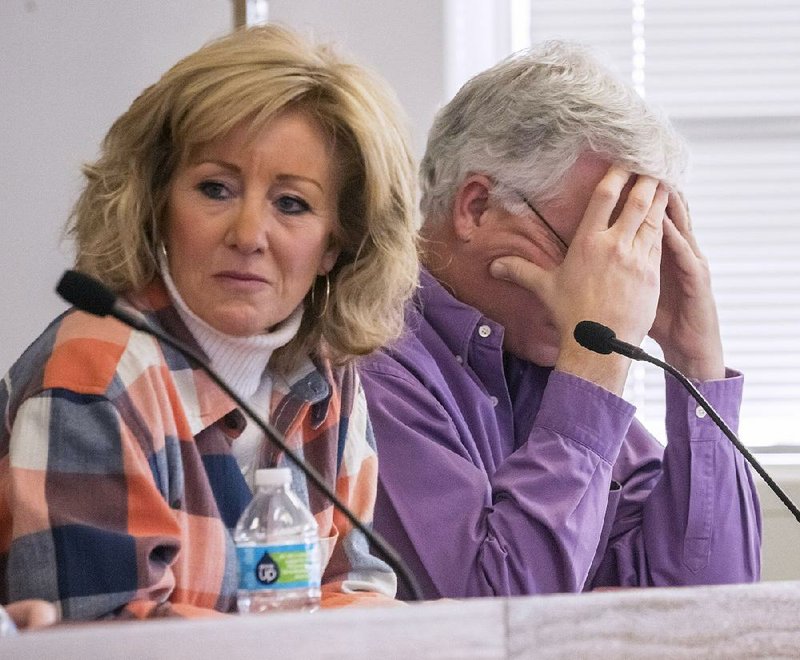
top-left (462, 153), bottom-right (634, 365)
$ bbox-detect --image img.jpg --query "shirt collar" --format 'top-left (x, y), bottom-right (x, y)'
top-left (416, 267), bottom-right (505, 361)
top-left (127, 278), bottom-right (330, 437)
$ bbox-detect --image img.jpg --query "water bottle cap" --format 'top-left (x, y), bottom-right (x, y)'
top-left (254, 467), bottom-right (292, 487)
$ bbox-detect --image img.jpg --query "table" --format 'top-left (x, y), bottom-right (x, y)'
top-left (4, 580), bottom-right (800, 658)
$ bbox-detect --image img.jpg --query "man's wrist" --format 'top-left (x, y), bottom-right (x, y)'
top-left (662, 353), bottom-right (725, 381)
top-left (555, 345), bottom-right (631, 396)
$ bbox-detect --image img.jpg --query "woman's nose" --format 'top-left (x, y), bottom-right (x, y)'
top-left (225, 201), bottom-right (269, 253)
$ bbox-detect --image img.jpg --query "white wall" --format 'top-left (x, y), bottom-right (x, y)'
top-left (267, 0), bottom-right (446, 159)
top-left (0, 0), bottom-right (235, 372)
top-left (757, 470), bottom-right (800, 581)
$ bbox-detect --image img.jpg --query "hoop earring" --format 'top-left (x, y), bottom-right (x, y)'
top-left (311, 274), bottom-right (331, 319)
top-left (157, 242), bottom-right (169, 270)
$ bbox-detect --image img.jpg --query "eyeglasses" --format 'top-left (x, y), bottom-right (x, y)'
top-left (517, 192), bottom-right (569, 252)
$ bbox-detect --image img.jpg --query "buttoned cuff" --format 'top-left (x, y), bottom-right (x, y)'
top-left (665, 368), bottom-right (744, 442)
top-left (537, 370), bottom-right (636, 464)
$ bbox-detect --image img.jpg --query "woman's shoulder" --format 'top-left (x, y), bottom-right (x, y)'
top-left (6, 306), bottom-right (162, 400)
top-left (315, 357), bottom-right (363, 403)
top-left (280, 356), bottom-right (362, 421)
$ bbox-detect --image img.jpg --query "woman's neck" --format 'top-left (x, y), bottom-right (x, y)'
top-left (159, 253), bottom-right (302, 399)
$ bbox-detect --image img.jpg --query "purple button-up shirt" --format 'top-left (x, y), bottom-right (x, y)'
top-left (360, 269), bottom-right (761, 599)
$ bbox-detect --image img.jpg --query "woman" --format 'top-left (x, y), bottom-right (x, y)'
top-left (0, 24), bottom-right (418, 620)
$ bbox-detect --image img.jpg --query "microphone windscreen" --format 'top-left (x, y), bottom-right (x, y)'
top-left (56, 270), bottom-right (117, 317)
top-left (573, 320), bottom-right (616, 355)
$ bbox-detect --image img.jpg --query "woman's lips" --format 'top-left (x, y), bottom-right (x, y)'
top-left (214, 271), bottom-right (270, 290)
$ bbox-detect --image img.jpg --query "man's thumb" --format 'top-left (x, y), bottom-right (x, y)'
top-left (489, 257), bottom-right (545, 292)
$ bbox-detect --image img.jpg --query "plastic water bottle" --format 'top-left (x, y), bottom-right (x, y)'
top-left (234, 467), bottom-right (322, 614)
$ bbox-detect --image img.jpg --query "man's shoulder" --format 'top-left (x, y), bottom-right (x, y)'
top-left (360, 315), bottom-right (433, 378)
top-left (360, 275), bottom-right (472, 394)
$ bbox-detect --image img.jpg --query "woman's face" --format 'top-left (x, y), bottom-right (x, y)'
top-left (165, 109), bottom-right (341, 336)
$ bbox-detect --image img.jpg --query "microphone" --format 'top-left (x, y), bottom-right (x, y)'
top-left (574, 320), bottom-right (800, 523)
top-left (573, 320), bottom-right (648, 360)
top-left (56, 270), bottom-right (423, 601)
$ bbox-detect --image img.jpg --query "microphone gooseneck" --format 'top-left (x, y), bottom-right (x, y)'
top-left (56, 269), bottom-right (424, 601)
top-left (574, 319), bottom-right (800, 524)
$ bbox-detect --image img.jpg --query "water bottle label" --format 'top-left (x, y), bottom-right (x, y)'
top-left (236, 542), bottom-right (321, 591)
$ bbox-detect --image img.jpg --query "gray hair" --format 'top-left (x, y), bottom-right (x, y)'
top-left (420, 40), bottom-right (689, 224)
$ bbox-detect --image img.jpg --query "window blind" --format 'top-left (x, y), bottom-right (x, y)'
top-left (525, 0), bottom-right (800, 446)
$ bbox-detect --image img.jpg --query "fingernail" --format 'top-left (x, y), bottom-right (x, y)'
top-left (490, 260), bottom-right (508, 279)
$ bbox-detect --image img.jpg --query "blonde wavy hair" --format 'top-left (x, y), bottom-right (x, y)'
top-left (67, 24), bottom-right (418, 371)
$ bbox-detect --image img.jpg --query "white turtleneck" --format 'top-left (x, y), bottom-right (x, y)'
top-left (159, 254), bottom-right (303, 488)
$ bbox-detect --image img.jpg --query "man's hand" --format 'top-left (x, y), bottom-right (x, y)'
top-left (649, 192), bottom-right (725, 380)
top-left (490, 165), bottom-right (668, 394)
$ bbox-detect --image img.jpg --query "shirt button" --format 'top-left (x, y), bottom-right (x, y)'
top-left (695, 405), bottom-right (707, 419)
top-left (489, 396), bottom-right (498, 407)
top-left (455, 355), bottom-right (463, 364)
top-left (478, 324), bottom-right (492, 338)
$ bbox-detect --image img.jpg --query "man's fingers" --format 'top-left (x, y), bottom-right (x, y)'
top-left (663, 215), bottom-right (689, 259)
top-left (489, 256), bottom-right (547, 294)
top-left (666, 191), bottom-right (702, 256)
top-left (633, 183), bottom-right (668, 248)
top-left (612, 175), bottom-right (663, 244)
top-left (577, 165), bottom-right (633, 236)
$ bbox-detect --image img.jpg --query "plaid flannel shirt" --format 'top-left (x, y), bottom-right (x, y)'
top-left (0, 278), bottom-right (395, 620)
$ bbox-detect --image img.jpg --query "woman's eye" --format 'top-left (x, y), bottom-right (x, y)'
top-left (275, 195), bottom-right (311, 215)
top-left (197, 181), bottom-right (231, 201)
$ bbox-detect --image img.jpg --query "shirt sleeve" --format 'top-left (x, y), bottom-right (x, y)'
top-left (590, 369), bottom-right (762, 587)
top-left (361, 360), bottom-right (637, 599)
top-left (2, 388), bottom-right (229, 620)
top-left (320, 373), bottom-right (398, 607)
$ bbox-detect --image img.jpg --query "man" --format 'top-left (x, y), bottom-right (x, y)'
top-left (360, 41), bottom-right (761, 599)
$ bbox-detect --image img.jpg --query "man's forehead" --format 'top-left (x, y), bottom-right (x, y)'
top-left (566, 152), bottom-right (614, 187)
top-left (565, 153), bottom-right (637, 212)
top-left (543, 153), bottom-right (641, 234)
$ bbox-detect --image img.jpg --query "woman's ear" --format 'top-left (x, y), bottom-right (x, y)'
top-left (452, 174), bottom-right (492, 242)
top-left (318, 241), bottom-right (341, 276)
